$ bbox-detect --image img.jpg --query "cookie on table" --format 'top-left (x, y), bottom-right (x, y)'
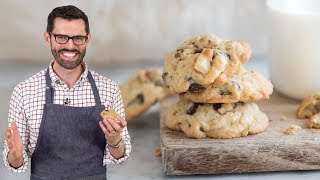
top-left (179, 66), bottom-right (273, 103)
top-left (162, 34), bottom-right (252, 94)
top-left (297, 93), bottom-right (320, 119)
top-left (307, 112), bottom-right (320, 129)
top-left (120, 69), bottom-right (171, 121)
top-left (165, 99), bottom-right (269, 139)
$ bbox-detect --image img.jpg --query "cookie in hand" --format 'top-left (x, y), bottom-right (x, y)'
top-left (100, 109), bottom-right (118, 119)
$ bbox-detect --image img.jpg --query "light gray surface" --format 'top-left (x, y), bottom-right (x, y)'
top-left (1, 61), bottom-right (320, 180)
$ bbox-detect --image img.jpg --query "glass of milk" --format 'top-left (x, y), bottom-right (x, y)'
top-left (267, 0), bottom-right (320, 100)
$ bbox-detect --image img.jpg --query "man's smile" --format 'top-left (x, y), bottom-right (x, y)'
top-left (61, 51), bottom-right (78, 61)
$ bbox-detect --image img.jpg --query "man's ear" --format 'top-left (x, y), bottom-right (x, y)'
top-left (86, 33), bottom-right (91, 45)
top-left (44, 32), bottom-right (51, 47)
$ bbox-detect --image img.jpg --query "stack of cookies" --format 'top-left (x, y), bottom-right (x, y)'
top-left (162, 34), bottom-right (273, 139)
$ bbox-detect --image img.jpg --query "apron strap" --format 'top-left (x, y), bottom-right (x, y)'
top-left (45, 68), bottom-right (53, 104)
top-left (87, 70), bottom-right (102, 105)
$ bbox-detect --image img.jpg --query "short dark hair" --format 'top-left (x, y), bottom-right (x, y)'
top-left (46, 5), bottom-right (90, 34)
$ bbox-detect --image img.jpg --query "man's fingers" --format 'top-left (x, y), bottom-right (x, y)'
top-left (6, 128), bottom-right (12, 138)
top-left (104, 128), bottom-right (112, 137)
top-left (107, 119), bottom-right (121, 132)
top-left (117, 117), bottom-right (127, 127)
top-left (11, 122), bottom-right (20, 138)
top-left (103, 118), bottom-right (115, 133)
top-left (6, 128), bottom-right (12, 141)
top-left (6, 129), bottom-right (14, 150)
top-left (99, 121), bottom-right (114, 137)
top-left (99, 121), bottom-right (108, 134)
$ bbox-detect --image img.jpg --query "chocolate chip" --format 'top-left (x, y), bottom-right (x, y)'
top-left (191, 42), bottom-right (199, 48)
top-left (175, 53), bottom-right (180, 58)
top-left (234, 102), bottom-right (244, 109)
top-left (226, 53), bottom-right (231, 60)
top-left (188, 83), bottom-right (205, 93)
top-left (235, 81), bottom-right (241, 91)
top-left (195, 49), bottom-right (203, 54)
top-left (221, 52), bottom-right (231, 60)
top-left (177, 48), bottom-right (184, 53)
top-left (229, 80), bottom-right (240, 91)
top-left (154, 80), bottom-right (164, 86)
top-left (200, 127), bottom-right (204, 132)
top-left (211, 54), bottom-right (215, 61)
top-left (212, 103), bottom-right (222, 110)
top-left (186, 103), bottom-right (203, 115)
top-left (219, 89), bottom-right (232, 96)
top-left (127, 93), bottom-right (144, 106)
top-left (162, 72), bottom-right (168, 79)
top-left (187, 76), bottom-right (194, 82)
top-left (162, 72), bottom-right (169, 87)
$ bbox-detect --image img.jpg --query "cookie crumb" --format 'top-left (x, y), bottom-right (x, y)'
top-left (284, 125), bottom-right (301, 135)
top-left (155, 147), bottom-right (161, 157)
top-left (280, 115), bottom-right (287, 120)
top-left (311, 129), bottom-right (318, 133)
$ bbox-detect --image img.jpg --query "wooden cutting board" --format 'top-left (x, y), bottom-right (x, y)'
top-left (160, 92), bottom-right (320, 175)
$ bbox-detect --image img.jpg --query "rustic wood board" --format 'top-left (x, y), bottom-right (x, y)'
top-left (160, 92), bottom-right (320, 175)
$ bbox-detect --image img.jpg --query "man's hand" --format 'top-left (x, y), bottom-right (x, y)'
top-left (99, 117), bottom-right (127, 159)
top-left (6, 121), bottom-right (23, 168)
top-left (99, 117), bottom-right (127, 145)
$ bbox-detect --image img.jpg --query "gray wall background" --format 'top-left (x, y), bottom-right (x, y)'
top-left (0, 0), bottom-right (267, 66)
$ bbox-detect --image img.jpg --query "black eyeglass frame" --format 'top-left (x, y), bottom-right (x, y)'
top-left (50, 33), bottom-right (88, 45)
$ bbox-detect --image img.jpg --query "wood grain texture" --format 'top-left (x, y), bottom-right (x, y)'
top-left (160, 92), bottom-right (320, 175)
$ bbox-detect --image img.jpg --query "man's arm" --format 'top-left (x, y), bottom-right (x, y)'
top-left (3, 85), bottom-right (29, 172)
top-left (102, 84), bottom-right (131, 164)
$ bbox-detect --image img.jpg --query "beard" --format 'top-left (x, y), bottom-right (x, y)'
top-left (51, 47), bottom-right (86, 70)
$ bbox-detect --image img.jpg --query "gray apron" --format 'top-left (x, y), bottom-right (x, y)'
top-left (30, 69), bottom-right (107, 180)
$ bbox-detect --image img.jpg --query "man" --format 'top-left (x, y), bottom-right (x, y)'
top-left (3, 5), bottom-right (131, 179)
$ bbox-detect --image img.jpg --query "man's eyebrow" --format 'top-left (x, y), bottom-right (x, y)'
top-left (52, 33), bottom-right (87, 37)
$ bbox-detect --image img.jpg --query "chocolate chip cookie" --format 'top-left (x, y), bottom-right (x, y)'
top-left (165, 99), bottom-right (269, 139)
top-left (120, 69), bottom-right (171, 121)
top-left (162, 34), bottom-right (252, 94)
top-left (179, 66), bottom-right (273, 103)
top-left (100, 109), bottom-right (118, 119)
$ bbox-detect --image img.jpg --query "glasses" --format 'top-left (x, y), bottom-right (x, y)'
top-left (50, 33), bottom-right (88, 45)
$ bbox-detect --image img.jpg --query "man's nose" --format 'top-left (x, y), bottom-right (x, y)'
top-left (64, 38), bottom-right (77, 48)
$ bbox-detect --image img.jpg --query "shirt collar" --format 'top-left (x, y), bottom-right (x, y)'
top-left (48, 60), bottom-right (89, 86)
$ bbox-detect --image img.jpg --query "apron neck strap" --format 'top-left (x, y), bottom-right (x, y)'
top-left (45, 68), bottom-right (53, 104)
top-left (87, 71), bottom-right (102, 105)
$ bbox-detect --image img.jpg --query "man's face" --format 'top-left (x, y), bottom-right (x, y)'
top-left (45, 17), bottom-right (90, 70)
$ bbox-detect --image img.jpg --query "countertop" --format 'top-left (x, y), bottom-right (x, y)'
top-left (1, 60), bottom-right (320, 180)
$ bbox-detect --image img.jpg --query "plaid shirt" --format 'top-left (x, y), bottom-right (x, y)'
top-left (3, 61), bottom-right (131, 172)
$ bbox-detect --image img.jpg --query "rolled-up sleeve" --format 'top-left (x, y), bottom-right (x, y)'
top-left (103, 84), bottom-right (132, 165)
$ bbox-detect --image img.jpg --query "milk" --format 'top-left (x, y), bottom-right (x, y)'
top-left (267, 0), bottom-right (320, 100)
